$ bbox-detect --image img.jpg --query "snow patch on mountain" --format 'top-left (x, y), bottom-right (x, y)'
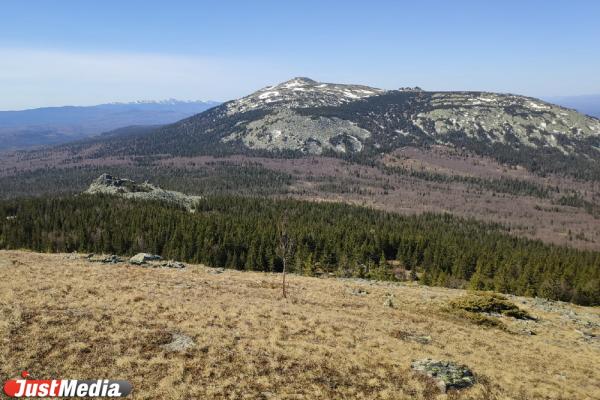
top-left (226, 77), bottom-right (385, 115)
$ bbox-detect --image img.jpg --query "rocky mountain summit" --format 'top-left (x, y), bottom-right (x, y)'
top-left (84, 173), bottom-right (202, 211)
top-left (97, 77), bottom-right (599, 176)
top-left (225, 77), bottom-right (386, 114)
top-left (220, 78), bottom-right (600, 156)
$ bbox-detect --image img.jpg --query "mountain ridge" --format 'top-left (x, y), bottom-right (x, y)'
top-left (78, 77), bottom-right (600, 179)
top-left (0, 99), bottom-right (220, 151)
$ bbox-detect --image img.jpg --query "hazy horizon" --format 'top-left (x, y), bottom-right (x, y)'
top-left (3, 87), bottom-right (600, 114)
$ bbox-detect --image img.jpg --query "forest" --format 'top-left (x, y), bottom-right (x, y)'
top-left (1, 194), bottom-right (598, 305)
top-left (0, 163), bottom-right (292, 199)
top-left (380, 165), bottom-right (557, 199)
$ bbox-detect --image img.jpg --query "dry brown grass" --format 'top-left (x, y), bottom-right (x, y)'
top-left (0, 250), bottom-right (599, 399)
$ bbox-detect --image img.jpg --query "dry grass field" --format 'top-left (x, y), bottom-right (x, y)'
top-left (0, 250), bottom-right (599, 399)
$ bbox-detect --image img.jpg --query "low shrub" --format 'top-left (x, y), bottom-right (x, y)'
top-left (449, 292), bottom-right (534, 320)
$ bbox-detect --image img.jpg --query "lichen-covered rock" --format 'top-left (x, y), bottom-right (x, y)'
top-left (162, 261), bottom-right (186, 269)
top-left (161, 332), bottom-right (195, 352)
top-left (411, 359), bottom-right (475, 392)
top-left (383, 295), bottom-right (395, 308)
top-left (393, 330), bottom-right (432, 344)
top-left (101, 255), bottom-right (123, 264)
top-left (130, 253), bottom-right (162, 265)
top-left (348, 287), bottom-right (369, 296)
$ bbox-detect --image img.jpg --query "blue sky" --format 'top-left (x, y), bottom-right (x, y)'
top-left (1, 0), bottom-right (599, 109)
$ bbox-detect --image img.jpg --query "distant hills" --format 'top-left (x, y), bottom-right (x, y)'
top-left (544, 94), bottom-right (600, 119)
top-left (0, 99), bottom-right (219, 151)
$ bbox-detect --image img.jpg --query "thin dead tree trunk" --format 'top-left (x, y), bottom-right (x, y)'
top-left (282, 249), bottom-right (287, 298)
top-left (278, 213), bottom-right (294, 299)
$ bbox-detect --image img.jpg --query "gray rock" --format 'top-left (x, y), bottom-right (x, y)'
top-left (383, 295), bottom-right (395, 308)
top-left (64, 252), bottom-right (79, 260)
top-left (209, 267), bottom-right (225, 274)
top-left (413, 335), bottom-right (433, 345)
top-left (162, 261), bottom-right (186, 269)
top-left (101, 255), bottom-right (123, 264)
top-left (161, 333), bottom-right (195, 352)
top-left (393, 330), bottom-right (432, 344)
top-left (576, 329), bottom-right (599, 343)
top-left (517, 329), bottom-right (537, 336)
top-left (411, 359), bottom-right (475, 392)
top-left (130, 253), bottom-right (162, 265)
top-left (348, 287), bottom-right (369, 296)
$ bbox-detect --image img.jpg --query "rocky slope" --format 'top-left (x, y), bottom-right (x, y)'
top-left (219, 77), bottom-right (600, 156)
top-left (85, 173), bottom-right (202, 211)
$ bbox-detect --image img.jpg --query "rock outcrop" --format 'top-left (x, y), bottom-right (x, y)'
top-left (84, 174), bottom-right (202, 212)
top-left (129, 253), bottom-right (162, 265)
top-left (411, 359), bottom-right (475, 392)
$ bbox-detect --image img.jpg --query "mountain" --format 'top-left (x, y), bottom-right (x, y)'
top-left (544, 94), bottom-right (600, 119)
top-left (86, 77), bottom-right (600, 179)
top-left (0, 99), bottom-right (220, 151)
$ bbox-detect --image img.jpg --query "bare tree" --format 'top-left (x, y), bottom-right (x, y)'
top-left (278, 212), bottom-right (295, 299)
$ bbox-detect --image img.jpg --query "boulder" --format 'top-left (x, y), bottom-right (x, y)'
top-left (384, 293), bottom-right (395, 308)
top-left (393, 330), bottom-right (432, 344)
top-left (130, 253), bottom-right (162, 265)
top-left (101, 255), bottom-right (123, 264)
top-left (411, 359), bottom-right (475, 392)
top-left (162, 261), bottom-right (186, 269)
top-left (348, 287), bottom-right (369, 296)
top-left (161, 333), bottom-right (195, 352)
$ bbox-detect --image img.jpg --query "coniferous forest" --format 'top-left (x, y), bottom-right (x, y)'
top-left (1, 194), bottom-right (598, 306)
